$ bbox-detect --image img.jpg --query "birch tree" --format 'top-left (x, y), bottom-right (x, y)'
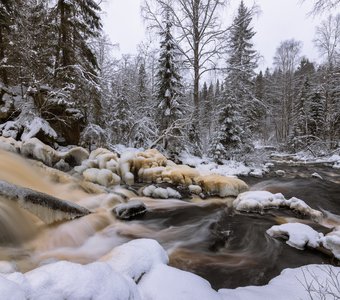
top-left (142, 0), bottom-right (228, 115)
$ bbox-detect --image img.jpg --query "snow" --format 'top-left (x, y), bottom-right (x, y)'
top-left (100, 239), bottom-right (168, 282)
top-left (0, 238), bottom-right (339, 300)
top-left (21, 117), bottom-right (57, 142)
top-left (0, 261), bottom-right (16, 274)
top-left (5, 261), bottom-right (140, 300)
top-left (138, 264), bottom-right (221, 300)
top-left (266, 223), bottom-right (323, 250)
top-left (320, 234), bottom-right (340, 260)
top-left (233, 191), bottom-right (323, 219)
top-left (219, 264), bottom-right (340, 300)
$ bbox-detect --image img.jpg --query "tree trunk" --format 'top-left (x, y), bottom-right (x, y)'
top-left (0, 27), bottom-right (9, 85)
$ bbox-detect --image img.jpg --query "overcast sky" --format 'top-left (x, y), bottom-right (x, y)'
top-left (101, 0), bottom-right (326, 70)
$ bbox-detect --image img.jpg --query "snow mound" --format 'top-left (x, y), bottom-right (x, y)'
top-left (266, 223), bottom-right (323, 250)
top-left (234, 191), bottom-right (322, 219)
top-left (138, 264), bottom-right (221, 300)
top-left (5, 261), bottom-right (140, 300)
top-left (100, 239), bottom-right (168, 282)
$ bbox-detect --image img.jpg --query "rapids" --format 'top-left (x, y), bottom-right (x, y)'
top-left (0, 150), bottom-right (339, 289)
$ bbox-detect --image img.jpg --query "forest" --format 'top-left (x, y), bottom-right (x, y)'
top-left (0, 1), bottom-right (340, 299)
top-left (0, 0), bottom-right (338, 164)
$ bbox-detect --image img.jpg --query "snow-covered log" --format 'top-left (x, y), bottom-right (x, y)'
top-left (0, 180), bottom-right (90, 224)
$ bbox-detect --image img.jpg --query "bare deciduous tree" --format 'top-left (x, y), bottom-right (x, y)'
top-left (314, 14), bottom-right (340, 67)
top-left (142, 0), bottom-right (228, 114)
top-left (273, 39), bottom-right (302, 142)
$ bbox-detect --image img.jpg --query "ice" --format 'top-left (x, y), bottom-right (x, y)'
top-left (83, 168), bottom-right (120, 187)
top-left (0, 137), bottom-right (20, 153)
top-left (196, 174), bottom-right (249, 197)
top-left (21, 138), bottom-right (58, 167)
top-left (266, 223), bottom-right (323, 250)
top-left (234, 191), bottom-right (322, 219)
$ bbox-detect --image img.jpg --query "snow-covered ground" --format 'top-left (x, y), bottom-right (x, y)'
top-left (1, 239), bottom-right (339, 300)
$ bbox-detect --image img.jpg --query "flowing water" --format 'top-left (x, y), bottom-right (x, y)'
top-left (0, 150), bottom-right (339, 289)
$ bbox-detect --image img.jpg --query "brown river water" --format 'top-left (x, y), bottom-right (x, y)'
top-left (0, 150), bottom-right (339, 289)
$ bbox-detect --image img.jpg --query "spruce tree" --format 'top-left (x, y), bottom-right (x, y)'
top-left (309, 87), bottom-right (325, 139)
top-left (155, 11), bottom-right (186, 156)
top-left (208, 98), bottom-right (246, 163)
top-left (209, 1), bottom-right (256, 160)
top-left (225, 0), bottom-right (258, 122)
top-left (0, 0), bottom-right (16, 85)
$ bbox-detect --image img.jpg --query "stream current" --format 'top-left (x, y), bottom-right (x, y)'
top-left (0, 150), bottom-right (339, 290)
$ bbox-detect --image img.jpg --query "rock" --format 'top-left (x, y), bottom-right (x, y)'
top-left (21, 138), bottom-right (59, 167)
top-left (54, 159), bottom-right (71, 172)
top-left (113, 200), bottom-right (147, 220)
top-left (275, 170), bottom-right (285, 177)
top-left (188, 185), bottom-right (202, 195)
top-left (311, 172), bottom-right (323, 180)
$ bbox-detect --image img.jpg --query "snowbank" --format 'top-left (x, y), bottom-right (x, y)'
top-left (219, 264), bottom-right (340, 300)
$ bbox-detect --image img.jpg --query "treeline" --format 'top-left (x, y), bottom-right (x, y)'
top-left (0, 0), bottom-right (339, 161)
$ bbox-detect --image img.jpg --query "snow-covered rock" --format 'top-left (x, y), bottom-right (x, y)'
top-left (320, 234), bottom-right (340, 260)
top-left (196, 174), bottom-right (249, 197)
top-left (311, 172), bottom-right (323, 180)
top-left (234, 191), bottom-right (322, 219)
top-left (83, 168), bottom-right (120, 187)
top-left (21, 138), bottom-right (59, 167)
top-left (142, 185), bottom-right (182, 199)
top-left (266, 223), bottom-right (323, 250)
top-left (21, 117), bottom-right (57, 143)
top-left (275, 170), bottom-right (286, 176)
top-left (113, 200), bottom-right (147, 220)
top-left (0, 136), bottom-right (21, 153)
top-left (188, 184), bottom-right (202, 195)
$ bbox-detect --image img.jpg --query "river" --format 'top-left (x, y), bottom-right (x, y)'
top-left (0, 150), bottom-right (339, 290)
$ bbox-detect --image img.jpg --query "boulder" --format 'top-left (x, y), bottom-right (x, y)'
top-left (113, 200), bottom-right (147, 220)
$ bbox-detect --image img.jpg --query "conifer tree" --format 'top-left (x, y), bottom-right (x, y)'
top-left (0, 0), bottom-right (16, 84)
top-left (309, 87), bottom-right (325, 139)
top-left (225, 0), bottom-right (258, 124)
top-left (155, 10), bottom-right (186, 155)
